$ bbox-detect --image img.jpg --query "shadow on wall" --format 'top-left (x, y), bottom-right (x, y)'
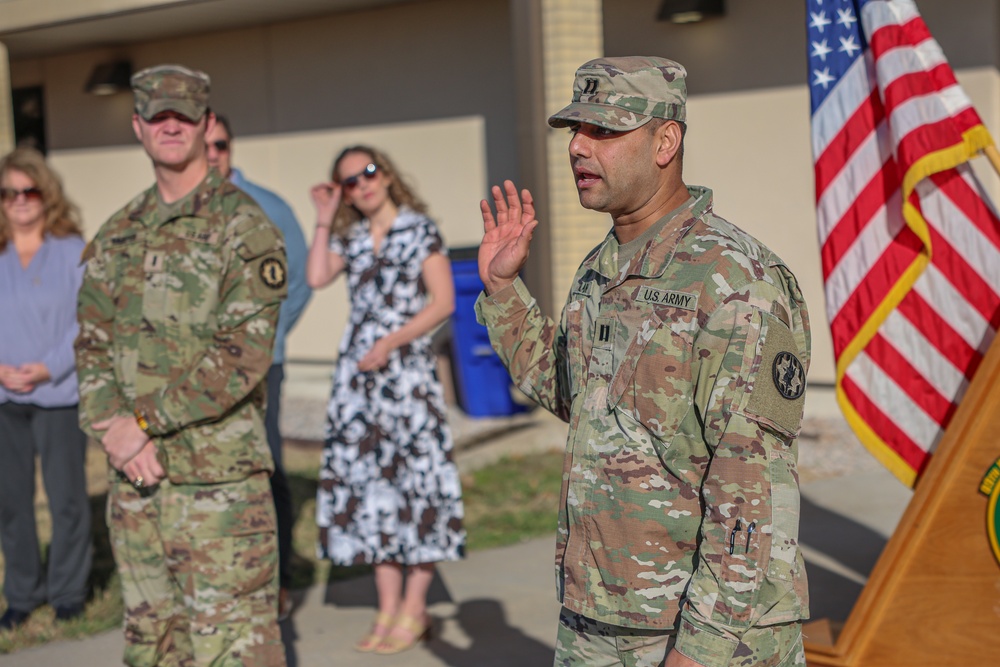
top-left (799, 495), bottom-right (889, 624)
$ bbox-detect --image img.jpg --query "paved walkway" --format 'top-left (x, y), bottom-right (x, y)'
top-left (1, 400), bottom-right (914, 666)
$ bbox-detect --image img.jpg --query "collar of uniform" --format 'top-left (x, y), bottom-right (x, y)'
top-left (588, 185), bottom-right (712, 283)
top-left (129, 168), bottom-right (227, 227)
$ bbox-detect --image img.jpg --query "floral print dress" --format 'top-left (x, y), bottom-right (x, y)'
top-left (316, 207), bottom-right (466, 565)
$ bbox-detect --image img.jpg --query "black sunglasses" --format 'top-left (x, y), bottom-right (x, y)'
top-left (209, 139), bottom-right (230, 152)
top-left (0, 187), bottom-right (43, 203)
top-left (341, 163), bottom-right (379, 189)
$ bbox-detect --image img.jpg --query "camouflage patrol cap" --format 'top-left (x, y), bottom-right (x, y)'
top-left (548, 56), bottom-right (687, 131)
top-left (131, 64), bottom-right (211, 121)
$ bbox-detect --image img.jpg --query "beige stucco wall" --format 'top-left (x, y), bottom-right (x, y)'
top-left (7, 0), bottom-right (1000, 396)
top-left (48, 115), bottom-right (488, 364)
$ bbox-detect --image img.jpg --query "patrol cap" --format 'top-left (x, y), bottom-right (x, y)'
top-left (548, 56), bottom-right (687, 131)
top-left (131, 64), bottom-right (211, 121)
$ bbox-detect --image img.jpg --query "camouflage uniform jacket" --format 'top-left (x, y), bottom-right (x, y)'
top-left (75, 169), bottom-right (288, 485)
top-left (475, 186), bottom-right (811, 667)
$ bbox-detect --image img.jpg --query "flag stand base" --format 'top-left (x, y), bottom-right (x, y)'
top-left (804, 338), bottom-right (1000, 665)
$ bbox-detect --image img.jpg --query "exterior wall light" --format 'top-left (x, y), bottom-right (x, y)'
top-left (85, 60), bottom-right (132, 95)
top-left (657, 0), bottom-right (726, 24)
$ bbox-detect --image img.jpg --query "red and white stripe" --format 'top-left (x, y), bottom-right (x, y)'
top-left (813, 0), bottom-right (999, 485)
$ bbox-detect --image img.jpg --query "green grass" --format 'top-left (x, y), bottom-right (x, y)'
top-left (461, 450), bottom-right (564, 551)
top-left (0, 445), bottom-right (563, 654)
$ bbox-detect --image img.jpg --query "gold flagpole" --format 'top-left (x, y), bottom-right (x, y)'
top-left (983, 145), bottom-right (1000, 178)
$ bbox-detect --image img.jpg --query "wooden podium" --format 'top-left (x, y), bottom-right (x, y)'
top-left (804, 340), bottom-right (1000, 665)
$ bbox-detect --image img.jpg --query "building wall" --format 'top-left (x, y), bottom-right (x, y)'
top-left (7, 0), bottom-right (999, 391)
top-left (8, 0), bottom-right (513, 367)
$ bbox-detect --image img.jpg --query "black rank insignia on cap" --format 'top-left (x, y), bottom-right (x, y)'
top-left (772, 351), bottom-right (805, 400)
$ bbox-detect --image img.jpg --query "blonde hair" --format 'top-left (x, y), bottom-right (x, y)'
top-left (329, 145), bottom-right (427, 236)
top-left (0, 148), bottom-right (83, 252)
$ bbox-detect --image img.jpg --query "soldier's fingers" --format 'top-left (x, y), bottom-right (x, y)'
top-left (491, 184), bottom-right (508, 215)
top-left (521, 188), bottom-right (536, 223)
top-left (480, 199), bottom-right (497, 231)
top-left (519, 219), bottom-right (539, 249)
top-left (92, 417), bottom-right (112, 430)
top-left (503, 180), bottom-right (522, 219)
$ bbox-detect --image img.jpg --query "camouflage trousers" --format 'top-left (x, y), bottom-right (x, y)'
top-left (555, 607), bottom-right (805, 667)
top-left (108, 471), bottom-right (285, 667)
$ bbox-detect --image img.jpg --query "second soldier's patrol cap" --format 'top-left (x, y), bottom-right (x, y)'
top-left (131, 64), bottom-right (211, 121)
top-left (548, 56), bottom-right (687, 131)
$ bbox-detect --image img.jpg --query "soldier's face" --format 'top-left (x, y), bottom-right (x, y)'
top-left (205, 124), bottom-right (232, 179)
top-left (567, 122), bottom-right (661, 218)
top-left (132, 110), bottom-right (212, 170)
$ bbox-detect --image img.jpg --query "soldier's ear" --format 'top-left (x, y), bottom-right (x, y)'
top-left (654, 121), bottom-right (683, 168)
top-left (131, 114), bottom-right (143, 142)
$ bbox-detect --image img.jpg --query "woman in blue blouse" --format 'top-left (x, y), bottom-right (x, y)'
top-left (0, 148), bottom-right (91, 630)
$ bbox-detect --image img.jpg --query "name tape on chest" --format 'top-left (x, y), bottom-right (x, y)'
top-left (636, 287), bottom-right (698, 311)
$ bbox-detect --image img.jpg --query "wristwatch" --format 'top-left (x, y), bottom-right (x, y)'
top-left (134, 409), bottom-right (151, 434)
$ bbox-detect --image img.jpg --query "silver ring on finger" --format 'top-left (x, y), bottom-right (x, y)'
top-left (133, 475), bottom-right (144, 489)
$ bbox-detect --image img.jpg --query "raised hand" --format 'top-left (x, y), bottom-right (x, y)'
top-left (310, 182), bottom-right (343, 228)
top-left (479, 180), bottom-right (539, 294)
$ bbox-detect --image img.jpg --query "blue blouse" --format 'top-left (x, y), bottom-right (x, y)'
top-left (0, 234), bottom-right (86, 407)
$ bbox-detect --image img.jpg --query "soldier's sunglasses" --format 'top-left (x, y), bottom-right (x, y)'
top-left (341, 163), bottom-right (379, 190)
top-left (210, 139), bottom-right (230, 152)
top-left (0, 187), bottom-right (43, 203)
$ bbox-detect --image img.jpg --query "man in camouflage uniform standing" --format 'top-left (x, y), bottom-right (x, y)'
top-left (477, 57), bottom-right (810, 667)
top-left (75, 64), bottom-right (287, 667)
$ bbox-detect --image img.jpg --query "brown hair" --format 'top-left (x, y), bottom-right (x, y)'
top-left (0, 148), bottom-right (83, 252)
top-left (329, 145), bottom-right (427, 236)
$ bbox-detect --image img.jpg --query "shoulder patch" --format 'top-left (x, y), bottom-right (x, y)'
top-left (772, 351), bottom-right (805, 400)
top-left (744, 311), bottom-right (806, 435)
top-left (259, 256), bottom-right (287, 289)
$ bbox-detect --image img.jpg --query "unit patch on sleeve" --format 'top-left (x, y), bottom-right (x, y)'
top-left (259, 257), bottom-right (287, 289)
top-left (744, 311), bottom-right (806, 435)
top-left (773, 351), bottom-right (805, 400)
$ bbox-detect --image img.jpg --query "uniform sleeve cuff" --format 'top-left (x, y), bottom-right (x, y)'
top-left (674, 617), bottom-right (739, 667)
top-left (474, 277), bottom-right (534, 326)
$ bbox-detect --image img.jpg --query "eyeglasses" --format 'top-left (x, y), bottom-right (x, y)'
top-left (0, 187), bottom-right (43, 203)
top-left (341, 163), bottom-right (379, 190)
top-left (209, 139), bottom-right (229, 152)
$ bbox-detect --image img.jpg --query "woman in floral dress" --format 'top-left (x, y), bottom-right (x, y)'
top-left (306, 145), bottom-right (465, 654)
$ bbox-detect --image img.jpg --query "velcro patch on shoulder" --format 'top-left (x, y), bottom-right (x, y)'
top-left (635, 287), bottom-right (697, 311)
top-left (745, 312), bottom-right (805, 436)
top-left (236, 224), bottom-right (282, 261)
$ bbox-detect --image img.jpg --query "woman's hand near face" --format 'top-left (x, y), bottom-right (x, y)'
top-left (310, 182), bottom-right (343, 228)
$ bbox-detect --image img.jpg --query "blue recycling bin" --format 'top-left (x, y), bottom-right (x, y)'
top-left (449, 248), bottom-right (530, 417)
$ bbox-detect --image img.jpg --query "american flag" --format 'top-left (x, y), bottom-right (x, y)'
top-left (808, 0), bottom-right (1000, 486)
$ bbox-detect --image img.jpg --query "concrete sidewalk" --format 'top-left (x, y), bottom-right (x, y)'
top-left (1, 404), bottom-right (914, 667)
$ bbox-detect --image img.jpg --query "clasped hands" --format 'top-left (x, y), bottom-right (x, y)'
top-left (0, 362), bottom-right (51, 394)
top-left (93, 415), bottom-right (164, 490)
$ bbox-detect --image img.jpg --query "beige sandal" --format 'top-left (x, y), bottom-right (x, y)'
top-left (353, 611), bottom-right (395, 652)
top-left (374, 613), bottom-right (431, 655)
